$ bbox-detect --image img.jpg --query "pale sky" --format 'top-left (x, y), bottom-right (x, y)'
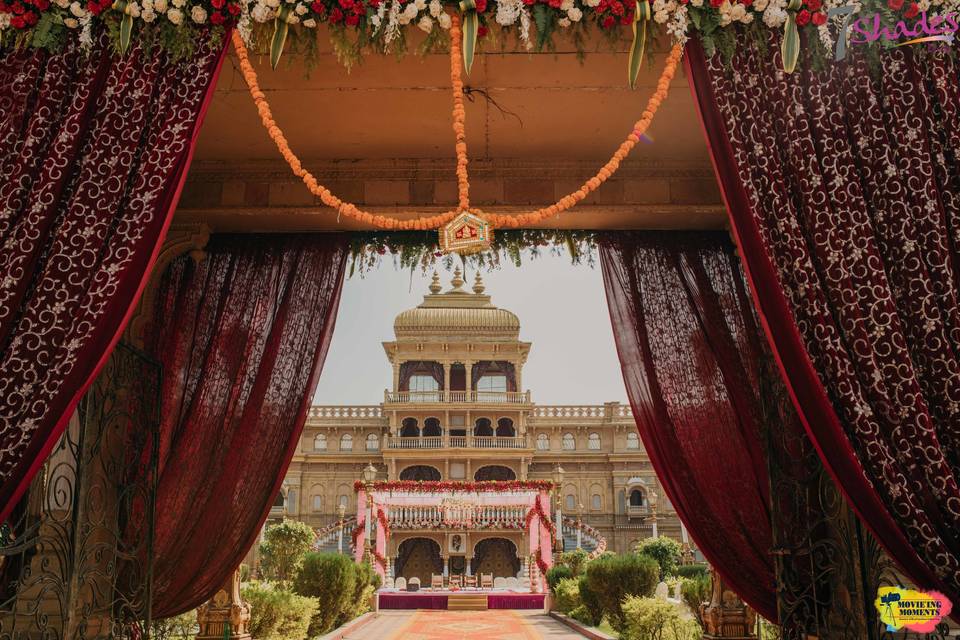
top-left (312, 249), bottom-right (629, 406)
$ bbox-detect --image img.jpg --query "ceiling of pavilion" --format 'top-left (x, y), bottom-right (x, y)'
top-left (178, 31), bottom-right (726, 231)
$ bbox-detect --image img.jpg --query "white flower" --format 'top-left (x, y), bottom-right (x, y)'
top-left (414, 0), bottom-right (426, 9)
top-left (190, 4), bottom-right (207, 22)
top-left (370, 11), bottom-right (382, 25)
top-left (0, 12), bottom-right (8, 29)
top-left (690, 0), bottom-right (703, 6)
top-left (54, 0), bottom-right (70, 8)
top-left (294, 3), bottom-right (307, 14)
top-left (752, 0), bottom-right (767, 8)
top-left (560, 0), bottom-right (573, 10)
top-left (64, 16), bottom-right (79, 26)
top-left (567, 6), bottom-right (581, 19)
top-left (558, 16), bottom-right (571, 25)
top-left (153, 0), bottom-right (167, 11)
top-left (438, 11), bottom-right (451, 27)
top-left (418, 14), bottom-right (433, 30)
top-left (251, 2), bottom-right (272, 20)
top-left (126, 2), bottom-right (141, 17)
top-left (172, 0), bottom-right (185, 7)
top-left (654, 8), bottom-right (668, 21)
top-left (142, 0), bottom-right (153, 10)
top-left (70, 1), bottom-right (85, 16)
top-left (303, 16), bottom-right (317, 25)
top-left (167, 6), bottom-right (183, 22)
top-left (141, 6), bottom-right (156, 20)
top-left (583, 0), bottom-right (599, 7)
top-left (429, 0), bottom-right (441, 15)
top-left (265, 0), bottom-right (280, 7)
top-left (403, 2), bottom-right (418, 18)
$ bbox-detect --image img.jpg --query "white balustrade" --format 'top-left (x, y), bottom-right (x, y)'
top-left (383, 390), bottom-right (531, 404)
top-left (309, 406), bottom-right (382, 418)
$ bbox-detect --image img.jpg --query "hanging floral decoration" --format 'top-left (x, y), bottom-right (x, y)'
top-left (354, 479), bottom-right (556, 493)
top-left (371, 547), bottom-right (388, 569)
top-left (524, 494), bottom-right (557, 539)
top-left (376, 507), bottom-right (391, 540)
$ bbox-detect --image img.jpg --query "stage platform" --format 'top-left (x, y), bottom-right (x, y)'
top-left (377, 590), bottom-right (546, 611)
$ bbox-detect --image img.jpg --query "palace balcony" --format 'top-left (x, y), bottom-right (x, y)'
top-left (383, 390), bottom-right (532, 405)
top-left (386, 434), bottom-right (530, 450)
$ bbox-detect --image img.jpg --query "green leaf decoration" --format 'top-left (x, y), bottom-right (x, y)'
top-left (270, 6), bottom-right (291, 70)
top-left (459, 0), bottom-right (478, 74)
top-left (111, 0), bottom-right (133, 55)
top-left (628, 0), bottom-right (650, 88)
top-left (781, 0), bottom-right (802, 73)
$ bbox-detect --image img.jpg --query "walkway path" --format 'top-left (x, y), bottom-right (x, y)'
top-left (342, 610), bottom-right (589, 640)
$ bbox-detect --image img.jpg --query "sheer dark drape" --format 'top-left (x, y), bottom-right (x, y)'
top-left (144, 233), bottom-right (347, 616)
top-left (600, 231), bottom-right (778, 621)
top-left (687, 39), bottom-right (960, 607)
top-left (471, 361), bottom-right (517, 391)
top-left (0, 36), bottom-right (228, 523)
top-left (399, 361), bottom-right (445, 390)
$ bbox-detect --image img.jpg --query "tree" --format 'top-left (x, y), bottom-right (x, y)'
top-left (582, 553), bottom-right (659, 631)
top-left (259, 518), bottom-right (316, 585)
top-left (636, 536), bottom-right (682, 580)
top-left (292, 552), bottom-right (359, 636)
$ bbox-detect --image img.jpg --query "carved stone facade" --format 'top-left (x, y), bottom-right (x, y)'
top-left (252, 271), bottom-right (692, 569)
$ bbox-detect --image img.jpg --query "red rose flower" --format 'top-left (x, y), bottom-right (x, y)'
top-left (311, 1), bottom-right (325, 13)
top-left (811, 9), bottom-right (825, 23)
top-left (475, 0), bottom-right (486, 10)
top-left (34, 0), bottom-right (49, 10)
top-left (209, 10), bottom-right (225, 22)
top-left (601, 13), bottom-right (615, 27)
top-left (548, 0), bottom-right (561, 7)
top-left (805, 0), bottom-right (819, 10)
top-left (329, 5), bottom-right (343, 21)
top-left (10, 14), bottom-right (25, 27)
top-left (522, 0), bottom-right (534, 5)
top-left (227, 3), bottom-right (240, 15)
top-left (345, 11), bottom-right (359, 24)
top-left (709, 0), bottom-right (722, 7)
top-left (795, 8), bottom-right (810, 24)
top-left (904, 1), bottom-right (918, 17)
top-left (887, 0), bottom-right (903, 10)
top-left (477, 24), bottom-right (488, 36)
top-left (211, 0), bottom-right (223, 8)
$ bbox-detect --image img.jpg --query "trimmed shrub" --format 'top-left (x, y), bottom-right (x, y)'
top-left (676, 564), bottom-right (709, 580)
top-left (635, 537), bottom-right (683, 580)
top-left (583, 553), bottom-right (659, 631)
top-left (258, 519), bottom-right (316, 585)
top-left (347, 561), bottom-right (381, 621)
top-left (681, 574), bottom-right (711, 627)
top-left (553, 577), bottom-right (582, 614)
top-left (293, 553), bottom-right (358, 636)
top-left (620, 596), bottom-right (702, 640)
top-left (546, 565), bottom-right (574, 593)
top-left (576, 575), bottom-right (603, 626)
top-left (555, 548), bottom-right (590, 576)
top-left (242, 584), bottom-right (317, 640)
top-left (150, 611), bottom-right (197, 640)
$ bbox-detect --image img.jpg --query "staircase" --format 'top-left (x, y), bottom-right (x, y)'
top-left (447, 594), bottom-right (488, 610)
top-left (312, 517), bottom-right (356, 554)
top-left (561, 519), bottom-right (604, 556)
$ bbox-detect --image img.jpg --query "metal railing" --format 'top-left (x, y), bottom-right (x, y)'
top-left (384, 390), bottom-right (532, 404)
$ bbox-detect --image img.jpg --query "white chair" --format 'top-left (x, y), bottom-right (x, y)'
top-left (493, 577), bottom-right (507, 589)
top-left (408, 577), bottom-right (421, 592)
top-left (505, 577), bottom-right (520, 589)
top-left (383, 577), bottom-right (395, 589)
top-left (394, 577), bottom-right (406, 591)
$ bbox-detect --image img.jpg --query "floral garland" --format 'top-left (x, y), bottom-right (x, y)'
top-left (376, 507), bottom-right (391, 540)
top-left (351, 521), bottom-right (365, 548)
top-left (524, 496), bottom-right (557, 539)
top-left (371, 547), bottom-right (387, 569)
top-left (354, 479), bottom-right (555, 492)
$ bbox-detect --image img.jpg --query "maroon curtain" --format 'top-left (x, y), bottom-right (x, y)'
top-left (399, 361), bottom-right (445, 390)
top-left (600, 231), bottom-right (777, 621)
top-left (144, 233), bottom-right (347, 617)
top-left (687, 40), bottom-right (960, 606)
top-left (470, 361), bottom-right (517, 391)
top-left (0, 36), bottom-right (228, 523)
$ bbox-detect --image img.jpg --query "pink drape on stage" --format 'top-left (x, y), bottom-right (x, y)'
top-left (687, 38), bottom-right (960, 608)
top-left (600, 231), bottom-right (778, 621)
top-left (0, 34), bottom-right (228, 523)
top-left (145, 233), bottom-right (347, 617)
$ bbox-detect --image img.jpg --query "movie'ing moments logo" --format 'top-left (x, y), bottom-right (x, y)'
top-left (828, 3), bottom-right (959, 60)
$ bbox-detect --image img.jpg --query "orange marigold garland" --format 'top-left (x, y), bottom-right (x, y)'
top-left (231, 28), bottom-right (682, 234)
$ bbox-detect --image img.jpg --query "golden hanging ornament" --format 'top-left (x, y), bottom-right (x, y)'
top-left (439, 210), bottom-right (493, 255)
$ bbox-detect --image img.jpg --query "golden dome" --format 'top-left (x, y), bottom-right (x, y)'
top-left (393, 269), bottom-right (520, 337)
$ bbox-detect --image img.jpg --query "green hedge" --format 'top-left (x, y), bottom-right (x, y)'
top-left (553, 577), bottom-right (582, 614)
top-left (293, 552), bottom-right (379, 636)
top-left (675, 563), bottom-right (709, 580)
top-left (582, 553), bottom-right (659, 631)
top-left (546, 565), bottom-right (574, 593)
top-left (242, 584), bottom-right (317, 640)
top-left (620, 596), bottom-right (702, 640)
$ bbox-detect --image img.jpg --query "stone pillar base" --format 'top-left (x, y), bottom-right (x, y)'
top-left (196, 570), bottom-right (251, 640)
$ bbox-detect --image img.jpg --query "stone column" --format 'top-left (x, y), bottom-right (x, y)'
top-left (392, 363), bottom-right (401, 393)
top-left (443, 363), bottom-right (451, 393)
top-left (700, 569), bottom-right (757, 639)
top-left (465, 361), bottom-right (473, 395)
top-left (443, 557), bottom-right (449, 578)
top-left (196, 570), bottom-right (251, 640)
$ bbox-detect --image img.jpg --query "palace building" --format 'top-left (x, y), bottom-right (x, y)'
top-left (264, 268), bottom-right (692, 584)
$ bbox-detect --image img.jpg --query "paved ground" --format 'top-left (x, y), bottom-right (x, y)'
top-left (342, 610), bottom-right (588, 640)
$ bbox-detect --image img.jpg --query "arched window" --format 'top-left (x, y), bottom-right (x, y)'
top-left (366, 433), bottom-right (379, 450)
top-left (423, 417), bottom-right (442, 437)
top-left (474, 418), bottom-right (493, 437)
top-left (400, 418), bottom-right (419, 438)
top-left (313, 433), bottom-right (327, 451)
top-left (399, 465), bottom-right (442, 481)
top-left (496, 418), bottom-right (515, 437)
top-left (409, 375), bottom-right (440, 392)
top-left (312, 495), bottom-right (322, 511)
top-left (630, 489), bottom-right (645, 506)
top-left (474, 465), bottom-right (516, 481)
top-left (536, 433), bottom-right (550, 450)
top-left (340, 434), bottom-right (353, 451)
top-left (287, 490), bottom-right (297, 510)
top-left (338, 494), bottom-right (349, 508)
top-left (588, 433), bottom-right (601, 450)
top-left (626, 432), bottom-right (640, 450)
top-left (591, 494), bottom-right (602, 510)
top-left (273, 491), bottom-right (285, 508)
top-left (565, 494), bottom-right (576, 510)
top-left (562, 433), bottom-right (576, 450)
